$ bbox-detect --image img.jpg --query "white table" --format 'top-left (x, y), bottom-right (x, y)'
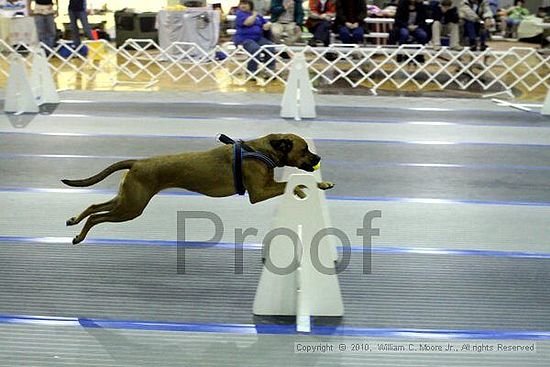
top-left (0, 0), bottom-right (28, 17)
top-left (156, 9), bottom-right (220, 59)
top-left (0, 16), bottom-right (38, 47)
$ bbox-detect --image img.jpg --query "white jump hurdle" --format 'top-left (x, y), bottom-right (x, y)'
top-left (4, 54), bottom-right (39, 114)
top-left (253, 174), bottom-right (344, 333)
top-left (30, 49), bottom-right (60, 105)
top-left (280, 139), bottom-right (338, 263)
top-left (280, 52), bottom-right (316, 121)
top-left (4, 50), bottom-right (59, 114)
top-left (542, 89), bottom-right (550, 116)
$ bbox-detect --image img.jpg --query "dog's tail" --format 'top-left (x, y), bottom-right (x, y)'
top-left (61, 159), bottom-right (137, 187)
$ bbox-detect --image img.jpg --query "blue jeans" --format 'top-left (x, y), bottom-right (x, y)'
top-left (338, 25), bottom-right (364, 44)
top-left (69, 10), bottom-right (94, 46)
top-left (241, 37), bottom-right (276, 73)
top-left (507, 18), bottom-right (521, 27)
top-left (464, 21), bottom-right (487, 46)
top-left (310, 20), bottom-right (332, 46)
top-left (398, 27), bottom-right (428, 44)
top-left (34, 14), bottom-right (56, 49)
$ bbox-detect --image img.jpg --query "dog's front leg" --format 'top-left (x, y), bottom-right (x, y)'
top-left (248, 181), bottom-right (334, 203)
top-left (247, 182), bottom-right (287, 204)
top-left (318, 181), bottom-right (335, 190)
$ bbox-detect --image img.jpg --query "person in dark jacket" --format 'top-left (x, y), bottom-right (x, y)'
top-left (270, 0), bottom-right (304, 45)
top-left (335, 0), bottom-right (367, 44)
top-left (233, 0), bottom-right (275, 74)
top-left (431, 0), bottom-right (462, 50)
top-left (394, 0), bottom-right (428, 45)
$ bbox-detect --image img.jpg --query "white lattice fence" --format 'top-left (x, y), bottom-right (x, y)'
top-left (0, 39), bottom-right (548, 95)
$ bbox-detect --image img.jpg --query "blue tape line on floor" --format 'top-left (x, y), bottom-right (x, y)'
top-left (1, 236), bottom-right (549, 259)
top-left (1, 314), bottom-right (549, 339)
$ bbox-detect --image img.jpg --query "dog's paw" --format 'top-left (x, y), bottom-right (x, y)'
top-left (66, 217), bottom-right (77, 226)
top-left (72, 236), bottom-right (83, 245)
top-left (318, 181), bottom-right (335, 190)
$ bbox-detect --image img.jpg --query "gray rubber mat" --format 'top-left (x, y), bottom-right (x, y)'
top-left (1, 325), bottom-right (548, 367)
top-left (3, 135), bottom-right (550, 165)
top-left (0, 242), bottom-right (548, 330)
top-left (2, 135), bottom-right (550, 202)
top-left (49, 101), bottom-right (550, 126)
top-left (1, 93), bottom-right (549, 366)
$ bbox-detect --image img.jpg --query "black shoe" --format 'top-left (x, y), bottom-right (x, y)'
top-left (480, 44), bottom-right (488, 52)
top-left (414, 55), bottom-right (425, 63)
top-left (307, 38), bottom-right (318, 47)
top-left (470, 45), bottom-right (478, 51)
top-left (324, 52), bottom-right (338, 62)
top-left (280, 51), bottom-right (291, 60)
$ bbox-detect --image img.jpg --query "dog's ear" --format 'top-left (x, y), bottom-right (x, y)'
top-left (270, 138), bottom-right (293, 154)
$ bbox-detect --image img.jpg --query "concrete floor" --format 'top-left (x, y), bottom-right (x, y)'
top-left (0, 91), bottom-right (549, 366)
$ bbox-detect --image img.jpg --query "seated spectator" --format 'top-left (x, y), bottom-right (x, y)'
top-left (394, 0), bottom-right (429, 45)
top-left (335, 0), bottom-right (367, 44)
top-left (270, 0), bottom-right (304, 45)
top-left (431, 0), bottom-right (462, 50)
top-left (306, 0), bottom-right (336, 47)
top-left (460, 0), bottom-right (494, 51)
top-left (233, 0), bottom-right (275, 75)
top-left (500, 0), bottom-right (530, 38)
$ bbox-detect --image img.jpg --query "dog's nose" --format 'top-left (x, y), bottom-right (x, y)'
top-left (312, 155), bottom-right (321, 165)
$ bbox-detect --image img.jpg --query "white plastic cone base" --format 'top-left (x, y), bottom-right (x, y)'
top-left (4, 55), bottom-right (39, 114)
top-left (542, 90), bottom-right (550, 116)
top-left (281, 53), bottom-right (316, 120)
top-left (31, 49), bottom-right (59, 105)
top-left (253, 174), bottom-right (344, 321)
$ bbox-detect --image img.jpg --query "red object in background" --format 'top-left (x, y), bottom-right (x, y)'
top-left (91, 29), bottom-right (99, 40)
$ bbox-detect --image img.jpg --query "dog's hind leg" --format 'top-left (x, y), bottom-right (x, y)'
top-left (66, 197), bottom-right (118, 226)
top-left (72, 203), bottom-right (147, 245)
top-left (71, 181), bottom-right (155, 245)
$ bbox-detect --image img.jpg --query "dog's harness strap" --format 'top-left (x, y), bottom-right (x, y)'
top-left (219, 134), bottom-right (276, 196)
top-left (233, 143), bottom-right (245, 195)
top-left (242, 150), bottom-right (277, 169)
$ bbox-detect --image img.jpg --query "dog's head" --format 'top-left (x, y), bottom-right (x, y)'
top-left (266, 133), bottom-right (321, 172)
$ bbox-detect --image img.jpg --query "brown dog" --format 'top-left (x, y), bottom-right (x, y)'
top-left (62, 133), bottom-right (335, 245)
